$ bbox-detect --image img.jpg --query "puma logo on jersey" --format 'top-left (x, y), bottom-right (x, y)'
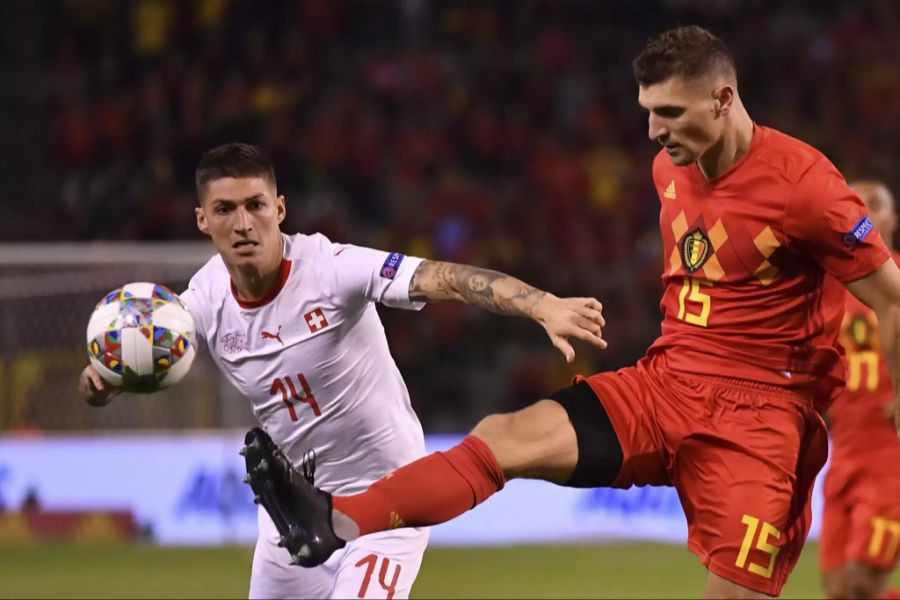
top-left (261, 325), bottom-right (284, 345)
top-left (304, 308), bottom-right (329, 333)
top-left (664, 180), bottom-right (677, 199)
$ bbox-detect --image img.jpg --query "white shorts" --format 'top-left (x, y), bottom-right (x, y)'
top-left (248, 507), bottom-right (430, 599)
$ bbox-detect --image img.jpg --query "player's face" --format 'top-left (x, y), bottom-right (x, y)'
top-left (852, 181), bottom-right (897, 242)
top-left (195, 176), bottom-right (286, 270)
top-left (638, 76), bottom-right (727, 166)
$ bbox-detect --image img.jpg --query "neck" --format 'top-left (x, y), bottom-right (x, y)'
top-left (697, 102), bottom-right (754, 181)
top-left (228, 238), bottom-right (284, 302)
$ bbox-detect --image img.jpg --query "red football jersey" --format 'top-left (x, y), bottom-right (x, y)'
top-left (828, 256), bottom-right (900, 462)
top-left (645, 125), bottom-right (889, 405)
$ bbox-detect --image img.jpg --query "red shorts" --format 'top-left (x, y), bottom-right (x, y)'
top-left (820, 457), bottom-right (900, 572)
top-left (578, 354), bottom-right (828, 597)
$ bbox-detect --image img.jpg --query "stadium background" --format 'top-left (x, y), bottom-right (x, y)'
top-left (1, 0), bottom-right (899, 597)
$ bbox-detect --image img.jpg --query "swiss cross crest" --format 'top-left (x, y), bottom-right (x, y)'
top-left (681, 228), bottom-right (711, 273)
top-left (304, 308), bottom-right (329, 333)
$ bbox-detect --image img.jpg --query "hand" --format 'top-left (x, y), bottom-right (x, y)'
top-left (532, 294), bottom-right (606, 363)
top-left (79, 364), bottom-right (120, 407)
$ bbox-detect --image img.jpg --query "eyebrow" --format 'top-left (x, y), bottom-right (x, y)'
top-left (639, 104), bottom-right (685, 114)
top-left (210, 194), bottom-right (266, 205)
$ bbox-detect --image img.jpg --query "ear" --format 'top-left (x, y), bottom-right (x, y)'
top-left (195, 205), bottom-right (210, 236)
top-left (276, 195), bottom-right (286, 225)
top-left (713, 85), bottom-right (735, 117)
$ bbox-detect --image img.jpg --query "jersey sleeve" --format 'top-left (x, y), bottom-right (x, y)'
top-left (784, 158), bottom-right (890, 282)
top-left (330, 244), bottom-right (426, 310)
top-left (178, 286), bottom-right (209, 353)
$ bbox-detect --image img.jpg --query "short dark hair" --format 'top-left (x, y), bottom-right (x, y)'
top-left (632, 26), bottom-right (736, 87)
top-left (195, 143), bottom-right (277, 200)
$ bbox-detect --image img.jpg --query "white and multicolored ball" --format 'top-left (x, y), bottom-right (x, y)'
top-left (86, 282), bottom-right (196, 393)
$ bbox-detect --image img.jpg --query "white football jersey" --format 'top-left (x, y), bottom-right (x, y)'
top-left (180, 233), bottom-right (427, 495)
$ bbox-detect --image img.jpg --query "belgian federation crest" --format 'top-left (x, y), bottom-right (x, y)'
top-left (681, 228), bottom-right (711, 273)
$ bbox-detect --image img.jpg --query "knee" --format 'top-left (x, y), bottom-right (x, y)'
top-left (822, 568), bottom-right (845, 600)
top-left (844, 579), bottom-right (877, 600)
top-left (470, 400), bottom-right (561, 450)
top-left (837, 577), bottom-right (879, 600)
top-left (825, 580), bottom-right (849, 600)
top-left (471, 412), bottom-right (513, 444)
top-left (469, 400), bottom-right (578, 482)
top-left (823, 580), bottom-right (845, 600)
top-left (468, 413), bottom-right (518, 479)
top-left (844, 563), bottom-right (886, 600)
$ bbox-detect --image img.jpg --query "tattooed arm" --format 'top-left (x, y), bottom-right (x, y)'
top-left (409, 261), bottom-right (548, 318)
top-left (409, 260), bottom-right (606, 362)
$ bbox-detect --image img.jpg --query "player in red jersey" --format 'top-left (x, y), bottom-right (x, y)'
top-left (820, 181), bottom-right (900, 600)
top-left (254, 27), bottom-right (900, 598)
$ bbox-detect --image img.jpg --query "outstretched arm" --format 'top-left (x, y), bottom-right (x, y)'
top-left (845, 259), bottom-right (900, 438)
top-left (408, 260), bottom-right (606, 362)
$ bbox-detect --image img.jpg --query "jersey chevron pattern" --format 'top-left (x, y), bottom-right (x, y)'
top-left (647, 125), bottom-right (889, 401)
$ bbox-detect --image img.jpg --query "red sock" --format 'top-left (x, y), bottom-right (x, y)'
top-left (883, 587), bottom-right (900, 599)
top-left (332, 435), bottom-right (505, 537)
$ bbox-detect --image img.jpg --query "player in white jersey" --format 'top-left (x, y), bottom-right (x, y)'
top-left (79, 143), bottom-right (606, 599)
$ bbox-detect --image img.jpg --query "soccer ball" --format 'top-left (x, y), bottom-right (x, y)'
top-left (86, 282), bottom-right (196, 393)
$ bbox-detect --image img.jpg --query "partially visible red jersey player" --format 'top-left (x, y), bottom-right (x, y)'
top-left (259, 27), bottom-right (900, 599)
top-left (820, 180), bottom-right (900, 600)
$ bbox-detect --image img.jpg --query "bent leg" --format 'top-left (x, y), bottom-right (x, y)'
top-left (331, 374), bottom-right (639, 540)
top-left (470, 398), bottom-right (581, 482)
top-left (331, 398), bottom-right (579, 539)
top-left (330, 373), bottom-right (649, 541)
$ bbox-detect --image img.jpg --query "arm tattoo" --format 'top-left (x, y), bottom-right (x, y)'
top-left (409, 260), bottom-right (547, 318)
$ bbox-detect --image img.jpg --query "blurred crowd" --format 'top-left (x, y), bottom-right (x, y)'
top-left (3, 0), bottom-right (899, 430)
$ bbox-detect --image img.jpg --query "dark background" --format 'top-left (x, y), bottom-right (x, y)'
top-left (1, 0), bottom-right (897, 431)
